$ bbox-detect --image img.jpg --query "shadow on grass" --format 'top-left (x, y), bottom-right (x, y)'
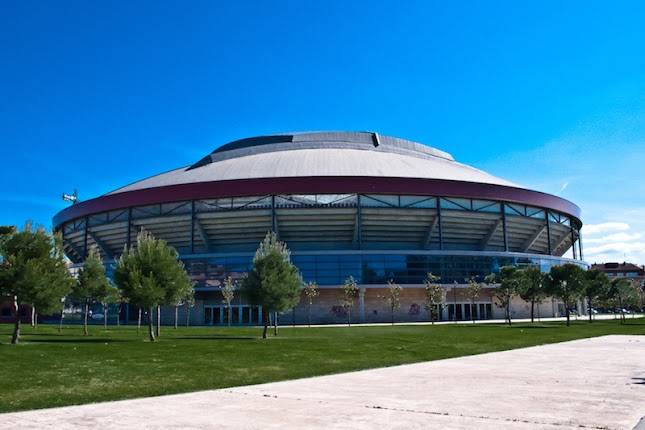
top-left (26, 338), bottom-right (129, 344)
top-left (175, 335), bottom-right (257, 341)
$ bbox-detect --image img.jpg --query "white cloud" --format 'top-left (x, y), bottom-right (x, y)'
top-left (582, 222), bottom-right (630, 235)
top-left (581, 223), bottom-right (645, 265)
top-left (584, 232), bottom-right (642, 244)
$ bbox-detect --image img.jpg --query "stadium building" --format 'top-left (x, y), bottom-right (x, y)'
top-left (53, 132), bottom-right (586, 325)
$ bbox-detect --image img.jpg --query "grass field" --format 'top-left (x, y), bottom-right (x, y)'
top-left (1, 319), bottom-right (644, 413)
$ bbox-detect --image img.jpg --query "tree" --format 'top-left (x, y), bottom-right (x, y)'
top-left (169, 278), bottom-right (194, 330)
top-left (606, 278), bottom-right (638, 323)
top-left (516, 266), bottom-right (546, 323)
top-left (380, 280), bottom-right (402, 325)
top-left (73, 247), bottom-right (113, 335)
top-left (184, 288), bottom-right (195, 327)
top-left (465, 277), bottom-right (482, 323)
top-left (100, 286), bottom-right (121, 329)
top-left (486, 266), bottom-right (519, 326)
top-left (340, 275), bottom-right (359, 327)
top-left (303, 281), bottom-right (319, 327)
top-left (423, 273), bottom-right (443, 323)
top-left (221, 276), bottom-right (236, 326)
top-left (545, 263), bottom-right (585, 327)
top-left (242, 232), bottom-right (302, 339)
top-left (582, 269), bottom-right (610, 323)
top-left (114, 230), bottom-right (191, 342)
top-left (0, 224), bottom-right (74, 344)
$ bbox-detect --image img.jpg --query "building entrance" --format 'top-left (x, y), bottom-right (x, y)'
top-left (204, 305), bottom-right (262, 325)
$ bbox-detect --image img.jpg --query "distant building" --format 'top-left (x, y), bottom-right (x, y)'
top-left (591, 262), bottom-right (645, 285)
top-left (53, 132), bottom-right (587, 325)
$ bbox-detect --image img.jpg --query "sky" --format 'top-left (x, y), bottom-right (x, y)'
top-left (1, 1), bottom-right (645, 264)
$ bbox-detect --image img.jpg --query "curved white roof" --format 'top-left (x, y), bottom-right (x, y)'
top-left (108, 132), bottom-right (518, 195)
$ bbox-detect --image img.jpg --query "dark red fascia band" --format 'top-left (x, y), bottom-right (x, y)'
top-left (52, 176), bottom-right (582, 228)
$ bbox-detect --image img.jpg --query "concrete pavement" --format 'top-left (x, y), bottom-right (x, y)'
top-left (2, 335), bottom-right (644, 429)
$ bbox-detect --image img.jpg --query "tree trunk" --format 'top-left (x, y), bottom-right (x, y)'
top-left (174, 306), bottom-right (178, 329)
top-left (137, 307), bottom-right (142, 334)
top-left (59, 308), bottom-right (64, 333)
top-left (227, 305), bottom-right (231, 327)
top-left (11, 297), bottom-right (20, 345)
top-left (83, 302), bottom-right (89, 336)
top-left (391, 305), bottom-right (394, 325)
top-left (116, 305), bottom-right (121, 327)
top-left (530, 300), bottom-right (535, 323)
top-left (565, 307), bottom-right (570, 326)
top-left (104, 304), bottom-right (108, 329)
top-left (148, 306), bottom-right (156, 342)
top-left (347, 308), bottom-right (351, 327)
top-left (185, 305), bottom-right (190, 327)
top-left (308, 303), bottom-right (311, 328)
top-left (588, 296), bottom-right (593, 323)
top-left (273, 311), bottom-right (278, 336)
top-left (156, 305), bottom-right (161, 338)
top-left (471, 302), bottom-right (475, 323)
top-left (34, 311), bottom-right (38, 329)
top-left (506, 301), bottom-right (512, 326)
top-left (31, 306), bottom-right (35, 327)
top-left (262, 310), bottom-right (269, 339)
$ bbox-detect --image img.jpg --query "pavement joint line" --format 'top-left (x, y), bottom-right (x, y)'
top-left (224, 389), bottom-right (618, 430)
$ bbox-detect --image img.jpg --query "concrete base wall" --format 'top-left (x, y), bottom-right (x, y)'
top-left (151, 285), bottom-right (574, 326)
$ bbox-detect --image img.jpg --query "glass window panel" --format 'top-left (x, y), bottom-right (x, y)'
top-left (472, 200), bottom-right (497, 211)
top-left (505, 204), bottom-right (525, 216)
top-left (316, 194), bottom-right (356, 205)
top-left (400, 196), bottom-right (437, 208)
top-left (361, 195), bottom-right (399, 207)
top-left (440, 198), bottom-right (471, 211)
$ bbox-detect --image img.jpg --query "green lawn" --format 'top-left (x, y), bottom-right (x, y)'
top-left (1, 319), bottom-right (644, 413)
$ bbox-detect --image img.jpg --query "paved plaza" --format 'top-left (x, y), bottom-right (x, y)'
top-left (3, 335), bottom-right (644, 429)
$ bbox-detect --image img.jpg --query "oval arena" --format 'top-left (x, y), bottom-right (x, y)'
top-left (53, 132), bottom-right (586, 325)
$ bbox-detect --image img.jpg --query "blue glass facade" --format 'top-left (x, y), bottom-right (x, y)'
top-left (182, 252), bottom-right (585, 289)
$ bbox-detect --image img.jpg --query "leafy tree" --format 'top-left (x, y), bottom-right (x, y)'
top-left (606, 278), bottom-right (639, 323)
top-left (303, 281), bottom-right (319, 327)
top-left (242, 232), bottom-right (301, 339)
top-left (582, 269), bottom-right (610, 323)
top-left (100, 286), bottom-right (121, 329)
top-left (0, 224), bottom-right (74, 344)
top-left (423, 273), bottom-right (443, 323)
top-left (340, 275), bottom-right (359, 327)
top-left (380, 280), bottom-right (402, 325)
top-left (465, 277), bottom-right (482, 323)
top-left (167, 276), bottom-right (193, 330)
top-left (545, 263), bottom-right (585, 327)
top-left (114, 230), bottom-right (191, 342)
top-left (74, 247), bottom-right (116, 334)
top-left (221, 276), bottom-right (236, 326)
top-left (486, 266), bottom-right (519, 326)
top-left (516, 266), bottom-right (546, 323)
top-left (183, 288), bottom-right (195, 327)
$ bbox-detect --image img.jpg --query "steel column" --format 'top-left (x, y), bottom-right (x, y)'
top-left (356, 194), bottom-right (362, 250)
top-left (190, 200), bottom-right (195, 254)
top-left (546, 210), bottom-right (552, 255)
top-left (578, 228), bottom-right (584, 261)
top-left (436, 197), bottom-right (443, 250)
top-left (501, 203), bottom-right (508, 252)
top-left (126, 207), bottom-right (132, 249)
top-left (83, 216), bottom-right (89, 259)
top-left (271, 195), bottom-right (278, 236)
top-left (571, 227), bottom-right (577, 260)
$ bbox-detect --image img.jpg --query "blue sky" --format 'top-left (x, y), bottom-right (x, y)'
top-left (2, 1), bottom-right (645, 263)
